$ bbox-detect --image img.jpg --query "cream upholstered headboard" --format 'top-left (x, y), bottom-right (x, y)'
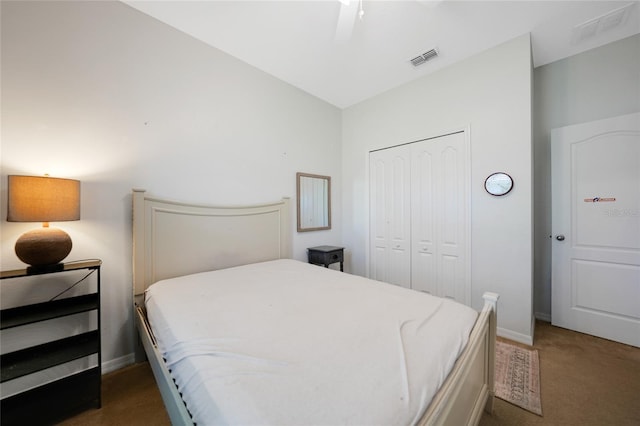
top-left (132, 189), bottom-right (291, 297)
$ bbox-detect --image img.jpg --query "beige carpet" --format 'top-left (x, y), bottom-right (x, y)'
top-left (494, 340), bottom-right (542, 416)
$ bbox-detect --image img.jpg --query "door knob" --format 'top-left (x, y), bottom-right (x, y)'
top-left (556, 235), bottom-right (565, 241)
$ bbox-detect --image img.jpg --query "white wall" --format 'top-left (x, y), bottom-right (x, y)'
top-left (0, 1), bottom-right (342, 371)
top-left (342, 34), bottom-right (534, 344)
top-left (533, 34), bottom-right (640, 321)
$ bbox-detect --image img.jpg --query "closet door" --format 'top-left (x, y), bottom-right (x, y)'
top-left (369, 146), bottom-right (411, 288)
top-left (411, 132), bottom-right (469, 303)
top-left (410, 141), bottom-right (437, 295)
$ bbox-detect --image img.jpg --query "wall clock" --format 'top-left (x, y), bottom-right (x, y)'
top-left (484, 172), bottom-right (513, 196)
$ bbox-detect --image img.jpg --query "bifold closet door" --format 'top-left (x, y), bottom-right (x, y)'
top-left (369, 132), bottom-right (469, 304)
top-left (369, 145), bottom-right (411, 288)
top-left (411, 132), bottom-right (469, 304)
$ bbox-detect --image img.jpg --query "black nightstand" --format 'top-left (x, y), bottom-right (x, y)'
top-left (308, 246), bottom-right (344, 271)
top-left (0, 260), bottom-right (102, 425)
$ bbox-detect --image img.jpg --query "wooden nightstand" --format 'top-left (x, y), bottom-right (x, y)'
top-left (308, 246), bottom-right (344, 271)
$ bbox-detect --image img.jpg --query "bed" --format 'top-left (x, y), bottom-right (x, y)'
top-left (132, 189), bottom-right (498, 425)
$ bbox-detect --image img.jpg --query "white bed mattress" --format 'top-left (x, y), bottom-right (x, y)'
top-left (145, 259), bottom-right (477, 425)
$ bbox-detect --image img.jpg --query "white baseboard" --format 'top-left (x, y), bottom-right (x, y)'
top-left (102, 352), bottom-right (135, 374)
top-left (535, 311), bottom-right (551, 322)
top-left (497, 327), bottom-right (533, 346)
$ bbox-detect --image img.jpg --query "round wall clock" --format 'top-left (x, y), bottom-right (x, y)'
top-left (484, 172), bottom-right (513, 196)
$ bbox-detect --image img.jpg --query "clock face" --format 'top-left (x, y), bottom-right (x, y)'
top-left (485, 172), bottom-right (513, 196)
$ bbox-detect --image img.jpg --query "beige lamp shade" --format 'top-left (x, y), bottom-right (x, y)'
top-left (7, 175), bottom-right (80, 268)
top-left (8, 175), bottom-right (80, 222)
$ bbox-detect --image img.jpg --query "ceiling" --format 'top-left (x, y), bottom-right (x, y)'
top-left (123, 1), bottom-right (640, 108)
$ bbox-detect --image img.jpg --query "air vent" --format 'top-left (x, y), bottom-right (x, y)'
top-left (410, 48), bottom-right (438, 67)
top-left (572, 3), bottom-right (635, 44)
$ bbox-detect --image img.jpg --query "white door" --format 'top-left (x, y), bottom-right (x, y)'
top-left (369, 145), bottom-right (411, 288)
top-left (551, 112), bottom-right (640, 347)
top-left (369, 132), bottom-right (469, 303)
top-left (411, 133), bottom-right (469, 303)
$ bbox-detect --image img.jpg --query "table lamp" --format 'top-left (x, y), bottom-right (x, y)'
top-left (7, 175), bottom-right (80, 270)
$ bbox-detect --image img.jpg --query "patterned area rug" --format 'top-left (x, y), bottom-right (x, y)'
top-left (495, 340), bottom-right (543, 416)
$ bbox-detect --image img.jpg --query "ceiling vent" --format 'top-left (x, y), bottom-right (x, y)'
top-left (410, 48), bottom-right (439, 67)
top-left (572, 3), bottom-right (635, 44)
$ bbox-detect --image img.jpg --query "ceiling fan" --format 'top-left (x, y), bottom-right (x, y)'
top-left (334, 0), bottom-right (445, 43)
top-left (334, 0), bottom-right (362, 42)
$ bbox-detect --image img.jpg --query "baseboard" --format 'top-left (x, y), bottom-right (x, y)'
top-left (535, 311), bottom-right (551, 322)
top-left (497, 327), bottom-right (533, 346)
top-left (102, 352), bottom-right (135, 374)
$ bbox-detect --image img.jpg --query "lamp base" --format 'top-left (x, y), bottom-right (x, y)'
top-left (15, 227), bottom-right (73, 267)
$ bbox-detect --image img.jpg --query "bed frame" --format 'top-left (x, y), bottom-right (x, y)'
top-left (132, 189), bottom-right (498, 425)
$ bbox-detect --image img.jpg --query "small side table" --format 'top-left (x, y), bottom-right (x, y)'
top-left (308, 246), bottom-right (344, 272)
top-left (0, 260), bottom-right (102, 425)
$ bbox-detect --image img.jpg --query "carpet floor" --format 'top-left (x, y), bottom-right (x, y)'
top-left (480, 321), bottom-right (640, 426)
top-left (58, 320), bottom-right (640, 425)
